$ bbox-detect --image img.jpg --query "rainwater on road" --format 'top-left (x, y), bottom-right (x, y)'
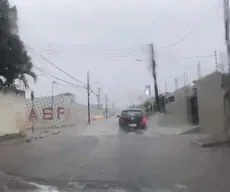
top-left (0, 118), bottom-right (230, 192)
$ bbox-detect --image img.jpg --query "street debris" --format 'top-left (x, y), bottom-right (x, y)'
top-left (41, 130), bottom-right (49, 133)
top-left (39, 134), bottom-right (45, 139)
top-left (25, 129), bottom-right (61, 142)
top-left (52, 130), bottom-right (60, 135)
top-left (25, 137), bottom-right (32, 143)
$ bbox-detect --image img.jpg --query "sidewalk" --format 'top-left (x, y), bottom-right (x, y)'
top-left (148, 114), bottom-right (192, 135)
top-left (0, 122), bottom-right (89, 145)
top-left (146, 114), bottom-right (215, 146)
top-left (147, 114), bottom-right (199, 135)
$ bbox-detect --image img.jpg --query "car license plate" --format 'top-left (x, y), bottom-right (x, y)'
top-left (129, 124), bottom-right (137, 127)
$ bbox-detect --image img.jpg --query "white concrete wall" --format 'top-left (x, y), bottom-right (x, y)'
top-left (195, 71), bottom-right (226, 136)
top-left (25, 95), bottom-right (66, 129)
top-left (0, 89), bottom-right (26, 136)
top-left (25, 94), bottom-right (104, 129)
top-left (165, 86), bottom-right (192, 125)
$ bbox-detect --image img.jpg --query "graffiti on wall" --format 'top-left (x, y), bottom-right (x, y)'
top-left (29, 107), bottom-right (65, 120)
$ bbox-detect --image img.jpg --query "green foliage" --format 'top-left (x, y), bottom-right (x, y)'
top-left (0, 0), bottom-right (37, 88)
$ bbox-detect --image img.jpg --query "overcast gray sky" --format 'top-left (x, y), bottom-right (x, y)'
top-left (10, 0), bottom-right (226, 107)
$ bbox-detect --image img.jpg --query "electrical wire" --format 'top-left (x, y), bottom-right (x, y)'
top-left (146, 0), bottom-right (178, 31)
top-left (136, 0), bottom-right (178, 44)
top-left (56, 82), bottom-right (83, 89)
top-left (29, 42), bottom-right (139, 60)
top-left (24, 33), bottom-right (137, 53)
top-left (26, 44), bottom-right (100, 96)
top-left (21, 29), bottom-right (139, 59)
top-left (48, 46), bottom-right (138, 58)
top-left (179, 54), bottom-right (215, 59)
top-left (159, 0), bottom-right (221, 49)
top-left (34, 65), bottom-right (98, 100)
top-left (22, 28), bottom-right (135, 48)
top-left (33, 66), bottom-right (86, 89)
top-left (51, 76), bottom-right (86, 89)
top-left (25, 43), bottom-right (87, 86)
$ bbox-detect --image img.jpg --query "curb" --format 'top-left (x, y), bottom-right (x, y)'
top-left (192, 140), bottom-right (206, 147)
top-left (192, 138), bottom-right (230, 148)
top-left (177, 126), bottom-right (200, 135)
top-left (0, 132), bottom-right (26, 143)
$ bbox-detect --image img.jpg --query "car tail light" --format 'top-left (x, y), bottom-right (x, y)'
top-left (141, 116), bottom-right (147, 124)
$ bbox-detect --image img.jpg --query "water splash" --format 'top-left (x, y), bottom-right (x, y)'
top-left (28, 182), bottom-right (60, 192)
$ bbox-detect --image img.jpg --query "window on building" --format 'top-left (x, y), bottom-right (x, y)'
top-left (168, 96), bottom-right (175, 102)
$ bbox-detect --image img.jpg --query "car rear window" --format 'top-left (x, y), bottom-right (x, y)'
top-left (121, 110), bottom-right (142, 117)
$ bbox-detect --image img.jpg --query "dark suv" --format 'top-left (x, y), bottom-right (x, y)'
top-left (118, 109), bottom-right (147, 132)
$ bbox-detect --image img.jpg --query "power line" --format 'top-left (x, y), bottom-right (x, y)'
top-left (47, 45), bottom-right (137, 53)
top-left (25, 43), bottom-right (87, 87)
top-left (146, 0), bottom-right (178, 30)
top-left (23, 32), bottom-right (137, 51)
top-left (28, 41), bottom-right (140, 61)
top-left (34, 64), bottom-right (97, 99)
top-left (159, 0), bottom-right (220, 49)
top-left (22, 31), bottom-right (140, 60)
top-left (48, 45), bottom-right (138, 58)
top-left (136, 0), bottom-right (178, 43)
top-left (51, 76), bottom-right (86, 89)
top-left (22, 29), bottom-right (135, 48)
top-left (56, 82), bottom-right (84, 89)
top-left (33, 66), bottom-right (86, 89)
top-left (179, 54), bottom-right (214, 59)
top-left (27, 43), bottom-right (101, 95)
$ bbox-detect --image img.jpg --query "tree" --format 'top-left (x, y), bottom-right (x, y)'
top-left (0, 0), bottom-right (37, 88)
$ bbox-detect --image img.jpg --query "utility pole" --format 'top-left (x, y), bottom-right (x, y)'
top-left (183, 72), bottom-right (186, 86)
top-left (97, 88), bottom-right (101, 109)
top-left (165, 81), bottom-right (168, 92)
top-left (112, 101), bottom-right (115, 114)
top-left (214, 50), bottom-right (218, 71)
top-left (174, 77), bottom-right (179, 90)
top-left (223, 0), bottom-right (230, 73)
top-left (185, 73), bottom-right (189, 85)
top-left (220, 53), bottom-right (226, 73)
top-left (87, 71), bottom-right (91, 124)
top-left (105, 94), bottom-right (108, 119)
top-left (197, 61), bottom-right (201, 79)
top-left (52, 81), bottom-right (56, 108)
top-left (158, 86), bottom-right (161, 94)
top-left (31, 91), bottom-right (35, 133)
top-left (150, 43), bottom-right (160, 111)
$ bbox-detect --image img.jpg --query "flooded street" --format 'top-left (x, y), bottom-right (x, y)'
top-left (0, 118), bottom-right (230, 191)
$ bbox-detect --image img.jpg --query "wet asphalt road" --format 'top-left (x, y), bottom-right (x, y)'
top-left (1, 118), bottom-right (230, 191)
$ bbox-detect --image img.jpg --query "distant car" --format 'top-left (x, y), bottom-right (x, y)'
top-left (91, 115), bottom-right (104, 120)
top-left (118, 109), bottom-right (147, 132)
